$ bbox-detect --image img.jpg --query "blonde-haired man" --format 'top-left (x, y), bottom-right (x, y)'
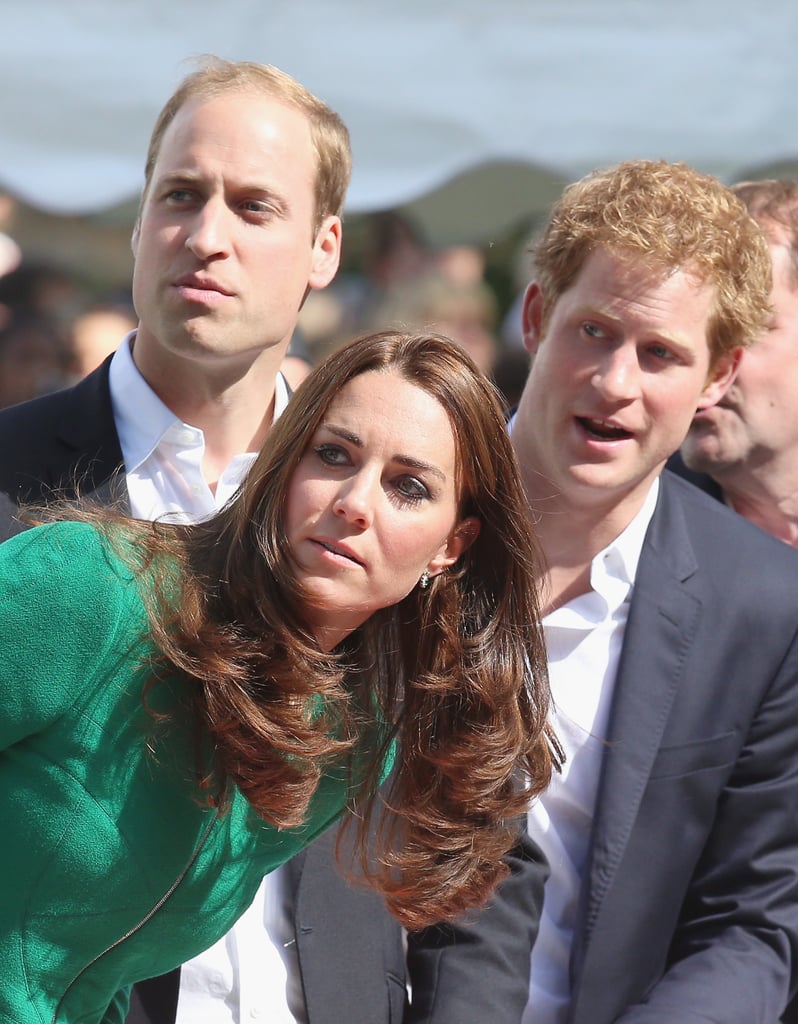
top-left (512, 160), bottom-right (798, 1024)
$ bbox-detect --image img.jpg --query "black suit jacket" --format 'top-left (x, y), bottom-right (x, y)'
top-left (564, 470), bottom-right (798, 1024)
top-left (0, 356), bottom-right (124, 522)
top-left (0, 357), bottom-right (547, 1024)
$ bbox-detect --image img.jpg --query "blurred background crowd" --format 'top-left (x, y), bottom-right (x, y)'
top-left (2, 0), bottom-right (796, 415)
top-left (0, 197), bottom-right (534, 412)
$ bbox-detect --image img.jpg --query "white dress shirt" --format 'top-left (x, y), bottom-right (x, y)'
top-left (109, 332), bottom-right (289, 522)
top-left (523, 479), bottom-right (659, 1024)
top-left (108, 333), bottom-right (304, 1023)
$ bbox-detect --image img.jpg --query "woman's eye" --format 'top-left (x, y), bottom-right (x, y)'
top-left (395, 477), bottom-right (430, 503)
top-left (313, 444), bottom-right (349, 466)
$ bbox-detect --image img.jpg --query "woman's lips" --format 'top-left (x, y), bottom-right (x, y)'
top-left (311, 538), bottom-right (364, 567)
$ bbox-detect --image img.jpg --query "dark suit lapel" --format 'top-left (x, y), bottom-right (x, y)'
top-left (578, 477), bottom-right (702, 948)
top-left (43, 358), bottom-right (129, 509)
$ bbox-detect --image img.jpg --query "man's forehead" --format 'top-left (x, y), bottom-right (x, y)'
top-left (566, 247), bottom-right (713, 308)
top-left (160, 89), bottom-right (307, 145)
top-left (592, 245), bottom-right (705, 284)
top-left (151, 91), bottom-right (315, 181)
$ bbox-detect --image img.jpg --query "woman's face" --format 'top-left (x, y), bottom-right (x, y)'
top-left (285, 368), bottom-right (479, 650)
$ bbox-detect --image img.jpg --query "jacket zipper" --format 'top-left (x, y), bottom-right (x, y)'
top-left (51, 809), bottom-right (219, 1024)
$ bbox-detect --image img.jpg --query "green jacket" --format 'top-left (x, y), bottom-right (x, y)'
top-left (0, 523), bottom-right (360, 1024)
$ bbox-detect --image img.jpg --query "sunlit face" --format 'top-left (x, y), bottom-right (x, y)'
top-left (131, 90), bottom-right (341, 379)
top-left (518, 247), bottom-right (737, 516)
top-left (683, 241), bottom-right (798, 480)
top-left (285, 369), bottom-right (479, 650)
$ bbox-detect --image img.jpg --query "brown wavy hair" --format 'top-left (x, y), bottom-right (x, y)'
top-left (531, 159), bottom-right (773, 367)
top-left (74, 331), bottom-right (560, 929)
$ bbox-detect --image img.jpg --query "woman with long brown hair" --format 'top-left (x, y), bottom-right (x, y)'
top-left (0, 331), bottom-right (559, 1023)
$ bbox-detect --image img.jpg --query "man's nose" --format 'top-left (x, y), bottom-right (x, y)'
top-left (590, 345), bottom-right (642, 401)
top-left (185, 199), bottom-right (232, 260)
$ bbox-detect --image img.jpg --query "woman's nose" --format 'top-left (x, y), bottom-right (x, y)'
top-left (332, 475), bottom-right (376, 528)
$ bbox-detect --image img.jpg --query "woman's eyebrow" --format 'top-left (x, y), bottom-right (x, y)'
top-left (322, 424), bottom-right (446, 482)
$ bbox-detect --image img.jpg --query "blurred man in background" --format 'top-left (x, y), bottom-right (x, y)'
top-left (677, 179), bottom-right (798, 548)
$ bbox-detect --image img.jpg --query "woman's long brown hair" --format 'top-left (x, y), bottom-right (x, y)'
top-left (57, 331), bottom-right (560, 930)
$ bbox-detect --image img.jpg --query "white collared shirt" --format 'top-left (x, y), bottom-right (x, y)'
top-left (107, 333), bottom-right (304, 1024)
top-left (522, 478), bottom-right (660, 1024)
top-left (108, 332), bottom-right (289, 522)
top-left (174, 875), bottom-right (305, 1024)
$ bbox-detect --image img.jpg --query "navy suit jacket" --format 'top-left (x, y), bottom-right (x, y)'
top-left (0, 357), bottom-right (547, 1024)
top-left (665, 450), bottom-right (724, 502)
top-left (563, 470), bottom-right (798, 1024)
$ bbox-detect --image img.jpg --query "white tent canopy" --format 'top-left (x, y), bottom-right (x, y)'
top-left (2, 0), bottom-right (798, 245)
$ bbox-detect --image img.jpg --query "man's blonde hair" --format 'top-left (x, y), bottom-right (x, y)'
top-left (532, 160), bottom-right (772, 365)
top-left (142, 56), bottom-right (351, 227)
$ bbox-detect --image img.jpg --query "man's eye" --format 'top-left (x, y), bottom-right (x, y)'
top-left (241, 200), bottom-right (274, 215)
top-left (583, 322), bottom-right (604, 338)
top-left (648, 344), bottom-right (674, 361)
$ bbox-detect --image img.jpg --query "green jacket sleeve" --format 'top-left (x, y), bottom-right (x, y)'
top-left (0, 521), bottom-right (140, 751)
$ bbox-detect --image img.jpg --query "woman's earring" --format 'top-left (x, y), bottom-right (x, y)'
top-left (419, 570), bottom-right (431, 590)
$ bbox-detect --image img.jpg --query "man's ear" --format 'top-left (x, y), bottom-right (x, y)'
top-left (521, 282), bottom-right (544, 356)
top-left (426, 516), bottom-right (481, 577)
top-left (308, 215), bottom-right (342, 291)
top-left (697, 346), bottom-right (743, 410)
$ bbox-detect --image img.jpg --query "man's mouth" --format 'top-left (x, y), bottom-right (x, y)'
top-left (577, 416), bottom-right (633, 441)
top-left (174, 274), bottom-right (234, 297)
